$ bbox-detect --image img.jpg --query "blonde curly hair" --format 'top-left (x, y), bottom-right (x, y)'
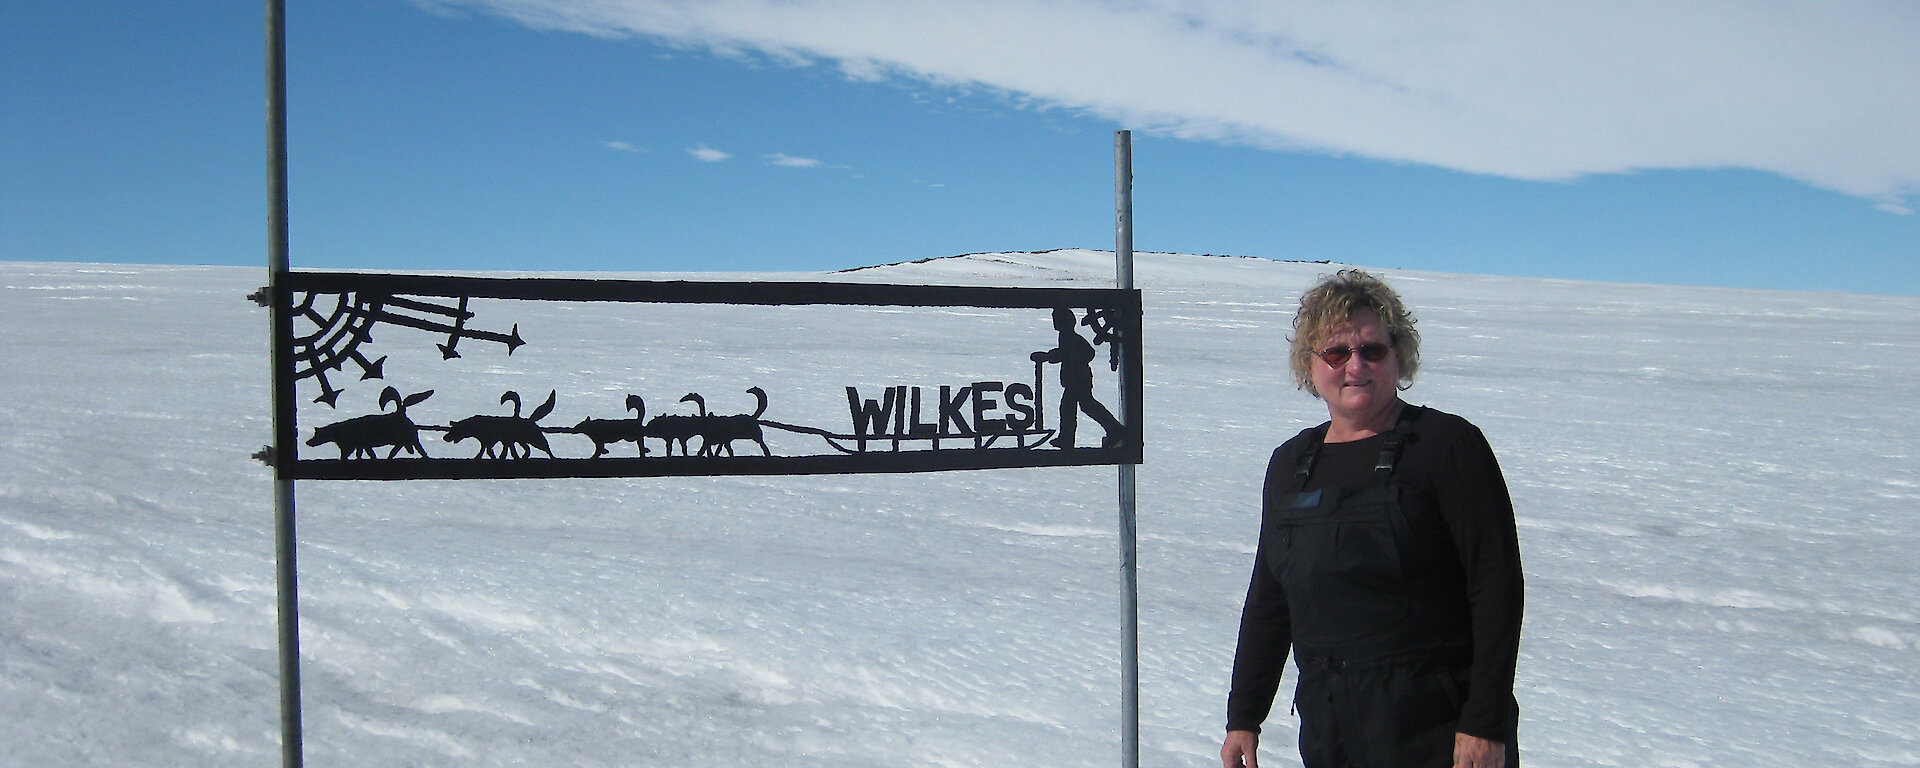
top-left (1289, 269), bottom-right (1420, 398)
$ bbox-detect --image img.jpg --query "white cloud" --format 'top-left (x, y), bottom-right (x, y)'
top-left (423, 0), bottom-right (1920, 211)
top-left (687, 144), bottom-right (732, 162)
top-left (765, 153), bottom-right (824, 169)
top-left (603, 140), bottom-right (645, 153)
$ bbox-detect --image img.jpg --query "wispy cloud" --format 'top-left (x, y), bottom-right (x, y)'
top-left (765, 153), bottom-right (824, 169)
top-left (421, 0), bottom-right (1920, 211)
top-left (603, 140), bottom-right (646, 153)
top-left (687, 144), bottom-right (732, 163)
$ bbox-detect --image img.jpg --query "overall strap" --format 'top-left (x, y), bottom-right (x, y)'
top-left (1293, 425), bottom-right (1328, 489)
top-left (1293, 405), bottom-right (1421, 488)
top-left (1371, 405), bottom-right (1420, 483)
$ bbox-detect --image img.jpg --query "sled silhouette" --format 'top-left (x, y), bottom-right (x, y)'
top-left (759, 420), bottom-right (1058, 454)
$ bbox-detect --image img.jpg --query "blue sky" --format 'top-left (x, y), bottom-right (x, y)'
top-left (4, 1), bottom-right (1917, 295)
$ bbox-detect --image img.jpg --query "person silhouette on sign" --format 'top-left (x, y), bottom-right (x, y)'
top-left (1031, 306), bottom-right (1125, 448)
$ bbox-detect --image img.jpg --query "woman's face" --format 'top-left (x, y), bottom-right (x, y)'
top-left (1309, 309), bottom-right (1401, 423)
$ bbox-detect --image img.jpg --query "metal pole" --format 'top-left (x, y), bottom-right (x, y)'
top-left (266, 1), bottom-right (303, 766)
top-left (1114, 130), bottom-right (1139, 768)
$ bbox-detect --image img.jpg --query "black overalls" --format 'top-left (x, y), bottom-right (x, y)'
top-left (1262, 409), bottom-right (1515, 768)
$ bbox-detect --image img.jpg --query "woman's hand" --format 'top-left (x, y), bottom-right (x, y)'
top-left (1453, 732), bottom-right (1506, 768)
top-left (1221, 729), bottom-right (1260, 768)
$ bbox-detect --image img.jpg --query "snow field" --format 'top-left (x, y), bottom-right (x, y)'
top-left (2, 252), bottom-right (1916, 766)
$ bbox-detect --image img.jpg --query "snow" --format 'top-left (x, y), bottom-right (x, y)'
top-left (2, 251), bottom-right (1917, 767)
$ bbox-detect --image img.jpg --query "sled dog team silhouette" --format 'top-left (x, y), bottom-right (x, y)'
top-left (307, 386), bottom-right (773, 461)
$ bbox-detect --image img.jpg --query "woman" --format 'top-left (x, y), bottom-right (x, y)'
top-left (1221, 269), bottom-right (1523, 768)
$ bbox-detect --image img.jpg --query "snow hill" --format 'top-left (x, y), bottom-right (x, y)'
top-left (2, 251), bottom-right (1916, 767)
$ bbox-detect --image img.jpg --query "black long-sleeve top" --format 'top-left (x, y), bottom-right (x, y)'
top-left (1226, 405), bottom-right (1524, 742)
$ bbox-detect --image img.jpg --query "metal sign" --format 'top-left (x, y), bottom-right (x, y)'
top-left (267, 271), bottom-right (1143, 481)
top-left (264, 6), bottom-right (1144, 765)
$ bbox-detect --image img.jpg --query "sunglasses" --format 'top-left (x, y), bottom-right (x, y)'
top-left (1315, 343), bottom-right (1393, 367)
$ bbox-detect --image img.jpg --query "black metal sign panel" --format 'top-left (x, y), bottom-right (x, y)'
top-left (269, 271), bottom-right (1142, 480)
